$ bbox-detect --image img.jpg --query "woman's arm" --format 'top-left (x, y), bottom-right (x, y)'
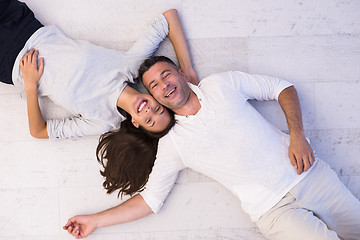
top-left (125, 13), bottom-right (170, 81)
top-left (20, 49), bottom-right (49, 139)
top-left (163, 9), bottom-right (199, 85)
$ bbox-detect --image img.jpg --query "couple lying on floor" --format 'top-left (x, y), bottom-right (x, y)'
top-left (2, 1), bottom-right (360, 239)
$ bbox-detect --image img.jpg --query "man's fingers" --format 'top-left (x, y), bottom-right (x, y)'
top-left (64, 218), bottom-right (74, 228)
top-left (310, 151), bottom-right (315, 165)
top-left (296, 156), bottom-right (304, 175)
top-left (73, 227), bottom-right (82, 239)
top-left (69, 225), bottom-right (78, 236)
top-left (289, 154), bottom-right (297, 169)
top-left (75, 232), bottom-right (82, 239)
top-left (72, 225), bottom-right (79, 235)
top-left (303, 155), bottom-right (311, 172)
top-left (64, 219), bottom-right (77, 234)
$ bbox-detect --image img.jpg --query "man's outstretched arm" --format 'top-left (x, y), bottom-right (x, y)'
top-left (278, 86), bottom-right (314, 174)
top-left (63, 194), bottom-right (152, 239)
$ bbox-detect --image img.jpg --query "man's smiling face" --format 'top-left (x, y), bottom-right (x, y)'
top-left (142, 61), bottom-right (191, 111)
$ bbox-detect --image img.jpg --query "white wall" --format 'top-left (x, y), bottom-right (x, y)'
top-left (1, 0), bottom-right (359, 239)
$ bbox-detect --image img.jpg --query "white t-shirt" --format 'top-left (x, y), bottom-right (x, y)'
top-left (12, 14), bottom-right (169, 139)
top-left (140, 71), bottom-right (316, 221)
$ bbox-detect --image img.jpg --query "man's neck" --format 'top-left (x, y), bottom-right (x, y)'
top-left (173, 91), bottom-right (201, 116)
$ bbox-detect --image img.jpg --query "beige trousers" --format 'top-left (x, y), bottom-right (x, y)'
top-left (256, 159), bottom-right (360, 240)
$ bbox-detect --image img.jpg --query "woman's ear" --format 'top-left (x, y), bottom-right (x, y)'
top-left (131, 119), bottom-right (140, 128)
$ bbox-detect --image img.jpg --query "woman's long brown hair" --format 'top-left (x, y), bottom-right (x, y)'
top-left (96, 113), bottom-right (175, 197)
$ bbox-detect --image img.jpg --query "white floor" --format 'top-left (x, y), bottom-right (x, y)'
top-left (1, 0), bottom-right (359, 239)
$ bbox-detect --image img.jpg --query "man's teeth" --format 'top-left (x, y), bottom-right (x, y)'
top-left (166, 88), bottom-right (175, 97)
top-left (138, 101), bottom-right (146, 112)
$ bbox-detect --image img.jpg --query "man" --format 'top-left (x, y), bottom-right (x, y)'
top-left (64, 56), bottom-right (360, 240)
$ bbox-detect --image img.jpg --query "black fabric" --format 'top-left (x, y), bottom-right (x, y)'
top-left (0, 0), bottom-right (43, 84)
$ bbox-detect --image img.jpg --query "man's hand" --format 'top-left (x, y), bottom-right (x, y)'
top-left (289, 134), bottom-right (315, 175)
top-left (20, 49), bottom-right (44, 92)
top-left (278, 86), bottom-right (314, 175)
top-left (63, 215), bottom-right (97, 239)
top-left (63, 194), bottom-right (152, 239)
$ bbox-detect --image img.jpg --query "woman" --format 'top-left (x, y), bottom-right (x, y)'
top-left (1, 0), bottom-right (198, 138)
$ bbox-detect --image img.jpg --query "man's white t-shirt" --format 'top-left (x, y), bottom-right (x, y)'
top-left (141, 71), bottom-right (316, 221)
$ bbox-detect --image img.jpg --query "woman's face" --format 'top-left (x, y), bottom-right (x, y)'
top-left (130, 94), bottom-right (171, 133)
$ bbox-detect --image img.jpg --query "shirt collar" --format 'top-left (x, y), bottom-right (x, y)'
top-left (188, 82), bottom-right (204, 102)
top-left (174, 82), bottom-right (214, 121)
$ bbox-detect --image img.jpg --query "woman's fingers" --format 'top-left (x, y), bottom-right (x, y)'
top-left (38, 57), bottom-right (44, 74)
top-left (32, 50), bottom-right (40, 65)
top-left (21, 49), bottom-right (36, 64)
top-left (20, 49), bottom-right (43, 74)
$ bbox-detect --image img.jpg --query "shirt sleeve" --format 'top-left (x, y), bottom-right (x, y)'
top-left (140, 134), bottom-right (185, 214)
top-left (46, 116), bottom-right (111, 139)
top-left (218, 71), bottom-right (293, 101)
top-left (124, 14), bottom-right (169, 81)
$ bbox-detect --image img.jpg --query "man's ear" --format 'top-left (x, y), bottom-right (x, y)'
top-left (178, 68), bottom-right (189, 82)
top-left (131, 119), bottom-right (140, 128)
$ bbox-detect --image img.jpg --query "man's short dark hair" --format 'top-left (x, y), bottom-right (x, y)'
top-left (138, 56), bottom-right (178, 86)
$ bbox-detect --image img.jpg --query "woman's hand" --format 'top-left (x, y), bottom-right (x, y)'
top-left (184, 66), bottom-right (199, 86)
top-left (20, 49), bottom-right (48, 139)
top-left (163, 9), bottom-right (199, 85)
top-left (20, 49), bottom-right (44, 92)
